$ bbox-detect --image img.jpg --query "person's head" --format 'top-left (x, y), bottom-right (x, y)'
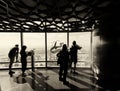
top-left (62, 44), bottom-right (67, 51)
top-left (22, 45), bottom-right (27, 50)
top-left (15, 44), bottom-right (18, 47)
top-left (73, 41), bottom-right (76, 45)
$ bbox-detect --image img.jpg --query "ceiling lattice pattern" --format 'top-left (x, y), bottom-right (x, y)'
top-left (0, 0), bottom-right (114, 32)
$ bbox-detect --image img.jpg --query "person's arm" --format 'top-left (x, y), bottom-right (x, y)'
top-left (77, 45), bottom-right (82, 50)
top-left (56, 51), bottom-right (61, 57)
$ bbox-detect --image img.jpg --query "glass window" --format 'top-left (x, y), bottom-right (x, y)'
top-left (47, 33), bottom-right (67, 67)
top-left (0, 32), bottom-right (91, 69)
top-left (69, 32), bottom-right (91, 67)
top-left (0, 32), bottom-right (21, 69)
top-left (23, 33), bottom-right (45, 67)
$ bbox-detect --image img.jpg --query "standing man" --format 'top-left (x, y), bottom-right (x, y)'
top-left (20, 45), bottom-right (28, 76)
top-left (70, 41), bottom-right (82, 74)
top-left (8, 44), bottom-right (19, 74)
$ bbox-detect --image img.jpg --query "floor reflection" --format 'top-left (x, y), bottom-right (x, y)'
top-left (0, 69), bottom-right (115, 91)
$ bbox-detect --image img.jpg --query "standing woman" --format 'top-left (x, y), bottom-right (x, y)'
top-left (57, 44), bottom-right (69, 85)
top-left (20, 45), bottom-right (27, 76)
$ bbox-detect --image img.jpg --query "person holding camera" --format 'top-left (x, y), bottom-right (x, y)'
top-left (70, 41), bottom-right (82, 74)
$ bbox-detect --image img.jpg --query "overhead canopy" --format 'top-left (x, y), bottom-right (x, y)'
top-left (0, 0), bottom-right (115, 32)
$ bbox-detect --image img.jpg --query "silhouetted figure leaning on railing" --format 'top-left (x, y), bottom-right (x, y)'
top-left (8, 44), bottom-right (19, 75)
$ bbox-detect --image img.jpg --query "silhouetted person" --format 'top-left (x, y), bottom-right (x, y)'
top-left (70, 41), bottom-right (82, 73)
top-left (8, 44), bottom-right (19, 74)
top-left (20, 45), bottom-right (27, 76)
top-left (57, 44), bottom-right (69, 85)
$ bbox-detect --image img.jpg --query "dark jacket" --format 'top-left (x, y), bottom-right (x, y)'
top-left (57, 50), bottom-right (69, 65)
top-left (20, 50), bottom-right (27, 62)
top-left (8, 47), bottom-right (19, 58)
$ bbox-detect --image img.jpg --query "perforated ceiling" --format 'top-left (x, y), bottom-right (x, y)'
top-left (0, 0), bottom-right (114, 32)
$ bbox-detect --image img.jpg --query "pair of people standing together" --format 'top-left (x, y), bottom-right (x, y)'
top-left (8, 45), bottom-right (27, 75)
top-left (57, 41), bottom-right (82, 85)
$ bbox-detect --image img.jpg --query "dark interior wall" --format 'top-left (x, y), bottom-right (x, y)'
top-left (97, 1), bottom-right (120, 90)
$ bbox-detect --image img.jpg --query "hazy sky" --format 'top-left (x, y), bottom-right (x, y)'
top-left (0, 32), bottom-right (91, 54)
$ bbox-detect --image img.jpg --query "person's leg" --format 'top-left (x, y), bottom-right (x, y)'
top-left (9, 57), bottom-right (15, 73)
top-left (63, 67), bottom-right (67, 82)
top-left (70, 60), bottom-right (73, 73)
top-left (24, 61), bottom-right (27, 73)
top-left (59, 64), bottom-right (63, 81)
top-left (9, 59), bottom-right (12, 72)
top-left (16, 54), bottom-right (19, 62)
top-left (21, 62), bottom-right (24, 74)
top-left (22, 61), bottom-right (27, 74)
top-left (63, 66), bottom-right (69, 85)
top-left (74, 62), bottom-right (77, 73)
top-left (72, 57), bottom-right (77, 73)
top-left (21, 61), bottom-right (27, 77)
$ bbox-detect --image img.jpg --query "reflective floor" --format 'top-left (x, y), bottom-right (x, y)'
top-left (0, 68), bottom-right (112, 91)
